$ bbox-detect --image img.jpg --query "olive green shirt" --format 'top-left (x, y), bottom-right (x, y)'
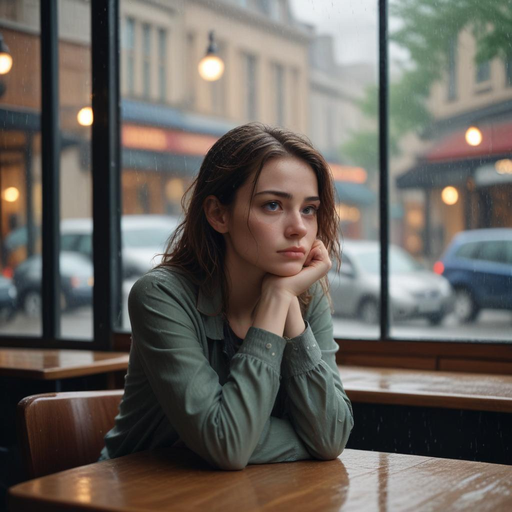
top-left (99, 267), bottom-right (354, 470)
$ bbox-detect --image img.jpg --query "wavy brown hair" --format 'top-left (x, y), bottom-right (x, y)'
top-left (157, 122), bottom-right (341, 315)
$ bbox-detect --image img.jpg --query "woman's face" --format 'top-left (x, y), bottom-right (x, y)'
top-left (224, 156), bottom-right (320, 278)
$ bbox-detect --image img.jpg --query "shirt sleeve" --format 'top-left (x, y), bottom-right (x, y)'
top-left (279, 286), bottom-right (354, 460)
top-left (248, 416), bottom-right (311, 464)
top-left (128, 275), bottom-right (288, 471)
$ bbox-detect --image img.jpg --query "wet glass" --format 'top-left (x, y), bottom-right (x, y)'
top-left (58, 0), bottom-right (93, 340)
top-left (0, 1), bottom-right (42, 336)
top-left (116, 0), bottom-right (379, 336)
top-left (389, 0), bottom-right (512, 341)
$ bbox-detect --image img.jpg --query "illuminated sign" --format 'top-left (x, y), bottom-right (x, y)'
top-left (329, 163), bottom-right (367, 183)
top-left (122, 125), bottom-right (218, 156)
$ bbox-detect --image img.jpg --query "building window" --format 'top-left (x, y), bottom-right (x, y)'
top-left (125, 17), bottom-right (135, 96)
top-left (142, 23), bottom-right (151, 98)
top-left (290, 68), bottom-right (300, 128)
top-left (447, 35), bottom-right (457, 101)
top-left (272, 63), bottom-right (285, 125)
top-left (476, 60), bottom-right (490, 83)
top-left (244, 53), bottom-right (258, 120)
top-left (211, 42), bottom-right (226, 116)
top-left (505, 54), bottom-right (512, 87)
top-left (186, 32), bottom-right (196, 107)
top-left (158, 28), bottom-right (167, 102)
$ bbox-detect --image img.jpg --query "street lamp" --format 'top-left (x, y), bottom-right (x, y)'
top-left (0, 31), bottom-right (13, 98)
top-left (198, 31), bottom-right (224, 82)
top-left (77, 106), bottom-right (93, 126)
top-left (465, 126), bottom-right (482, 146)
top-left (0, 32), bottom-right (13, 75)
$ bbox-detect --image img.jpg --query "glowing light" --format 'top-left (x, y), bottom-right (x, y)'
top-left (77, 107), bottom-right (93, 126)
top-left (495, 159), bottom-right (512, 175)
top-left (0, 52), bottom-right (12, 74)
top-left (465, 126), bottom-right (482, 146)
top-left (165, 179), bottom-right (185, 201)
top-left (433, 261), bottom-right (445, 275)
top-left (3, 187), bottom-right (19, 202)
top-left (198, 55), bottom-right (224, 82)
top-left (441, 186), bottom-right (458, 205)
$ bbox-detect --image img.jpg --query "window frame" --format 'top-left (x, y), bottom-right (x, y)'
top-left (1, 0), bottom-right (511, 374)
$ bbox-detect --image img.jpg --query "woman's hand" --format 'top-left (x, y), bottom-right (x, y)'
top-left (263, 240), bottom-right (332, 298)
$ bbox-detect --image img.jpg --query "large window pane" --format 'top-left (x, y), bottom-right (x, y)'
top-left (59, 0), bottom-right (93, 340)
top-left (0, 2), bottom-right (42, 337)
top-left (389, 0), bottom-right (512, 342)
top-left (117, 0), bottom-right (378, 337)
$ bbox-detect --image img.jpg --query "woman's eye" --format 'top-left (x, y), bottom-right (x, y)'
top-left (264, 202), bottom-right (280, 211)
top-left (303, 206), bottom-right (318, 215)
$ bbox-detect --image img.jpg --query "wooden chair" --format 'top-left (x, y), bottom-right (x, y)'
top-left (17, 390), bottom-right (123, 479)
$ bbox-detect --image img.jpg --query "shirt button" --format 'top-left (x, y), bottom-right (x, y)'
top-left (271, 352), bottom-right (276, 356)
top-left (266, 343), bottom-right (272, 349)
top-left (307, 346), bottom-right (310, 350)
top-left (313, 344), bottom-right (316, 348)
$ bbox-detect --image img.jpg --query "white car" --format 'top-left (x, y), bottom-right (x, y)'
top-left (61, 215), bottom-right (180, 278)
top-left (328, 240), bottom-right (454, 325)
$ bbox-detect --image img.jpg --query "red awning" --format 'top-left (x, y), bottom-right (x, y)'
top-left (427, 121), bottom-right (512, 162)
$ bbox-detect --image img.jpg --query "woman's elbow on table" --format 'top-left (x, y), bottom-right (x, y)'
top-left (310, 411), bottom-right (355, 461)
top-left (210, 453), bottom-right (249, 471)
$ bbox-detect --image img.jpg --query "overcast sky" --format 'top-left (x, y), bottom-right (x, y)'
top-left (289, 0), bottom-right (378, 66)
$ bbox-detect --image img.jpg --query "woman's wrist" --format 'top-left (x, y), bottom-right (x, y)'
top-left (252, 286), bottom-right (294, 337)
top-left (284, 296), bottom-right (306, 339)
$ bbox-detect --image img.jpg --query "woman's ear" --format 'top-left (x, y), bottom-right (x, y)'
top-left (204, 195), bottom-right (230, 234)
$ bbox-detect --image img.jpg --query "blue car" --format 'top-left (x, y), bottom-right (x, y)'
top-left (435, 229), bottom-right (512, 323)
top-left (0, 275), bottom-right (17, 324)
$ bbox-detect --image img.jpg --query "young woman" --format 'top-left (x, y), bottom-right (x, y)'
top-left (99, 123), bottom-right (354, 470)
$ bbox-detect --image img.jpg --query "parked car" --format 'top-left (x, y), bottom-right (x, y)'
top-left (60, 215), bottom-right (179, 278)
top-left (434, 228), bottom-right (512, 323)
top-left (329, 240), bottom-right (454, 324)
top-left (13, 252), bottom-right (94, 317)
top-left (0, 275), bottom-right (17, 324)
top-left (3, 215), bottom-right (179, 279)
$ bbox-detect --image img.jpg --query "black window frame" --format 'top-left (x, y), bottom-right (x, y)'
top-left (1, 0), bottom-right (510, 359)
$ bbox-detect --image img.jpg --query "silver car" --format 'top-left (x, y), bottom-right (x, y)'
top-left (61, 215), bottom-right (180, 279)
top-left (328, 240), bottom-right (454, 324)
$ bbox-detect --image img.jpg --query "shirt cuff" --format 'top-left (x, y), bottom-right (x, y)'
top-left (281, 321), bottom-right (322, 378)
top-left (235, 326), bottom-right (288, 373)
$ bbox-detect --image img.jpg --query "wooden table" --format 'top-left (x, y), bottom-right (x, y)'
top-left (340, 365), bottom-right (512, 413)
top-left (8, 447), bottom-right (512, 511)
top-left (0, 348), bottom-right (129, 388)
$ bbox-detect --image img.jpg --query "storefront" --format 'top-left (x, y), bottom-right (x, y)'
top-left (397, 120), bottom-right (512, 260)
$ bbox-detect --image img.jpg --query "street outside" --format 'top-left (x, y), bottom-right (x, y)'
top-left (1, 288), bottom-right (511, 342)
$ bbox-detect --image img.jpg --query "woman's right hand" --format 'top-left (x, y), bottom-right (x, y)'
top-left (262, 240), bottom-right (332, 298)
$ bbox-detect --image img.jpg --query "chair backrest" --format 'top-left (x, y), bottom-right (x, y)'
top-left (17, 390), bottom-right (123, 479)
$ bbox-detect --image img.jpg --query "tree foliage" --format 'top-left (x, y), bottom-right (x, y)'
top-left (341, 0), bottom-right (512, 168)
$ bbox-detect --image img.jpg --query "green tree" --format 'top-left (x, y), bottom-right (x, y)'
top-left (342, 0), bottom-right (512, 167)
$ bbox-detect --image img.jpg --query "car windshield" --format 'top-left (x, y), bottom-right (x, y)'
top-left (122, 228), bottom-right (172, 249)
top-left (356, 247), bottom-right (424, 274)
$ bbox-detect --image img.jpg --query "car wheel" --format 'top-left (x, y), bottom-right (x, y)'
top-left (359, 299), bottom-right (379, 324)
top-left (60, 292), bottom-right (68, 312)
top-left (0, 307), bottom-right (15, 324)
top-left (427, 313), bottom-right (444, 326)
top-left (23, 291), bottom-right (41, 318)
top-left (453, 288), bottom-right (478, 323)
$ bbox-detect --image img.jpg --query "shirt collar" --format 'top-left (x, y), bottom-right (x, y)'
top-left (197, 284), bottom-right (224, 340)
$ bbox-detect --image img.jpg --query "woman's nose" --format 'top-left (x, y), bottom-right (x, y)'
top-left (285, 212), bottom-right (308, 238)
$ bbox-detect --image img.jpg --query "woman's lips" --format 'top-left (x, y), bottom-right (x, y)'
top-left (278, 250), bottom-right (306, 259)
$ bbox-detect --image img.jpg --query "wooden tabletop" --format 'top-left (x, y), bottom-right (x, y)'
top-left (9, 447), bottom-right (512, 512)
top-left (340, 365), bottom-right (512, 413)
top-left (0, 348), bottom-right (129, 380)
